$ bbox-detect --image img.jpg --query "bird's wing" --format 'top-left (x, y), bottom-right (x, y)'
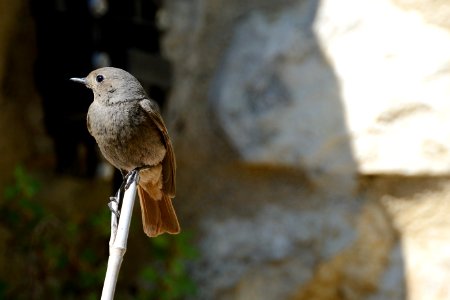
top-left (139, 99), bottom-right (176, 197)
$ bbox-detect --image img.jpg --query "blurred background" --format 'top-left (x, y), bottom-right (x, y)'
top-left (1, 0), bottom-right (450, 299)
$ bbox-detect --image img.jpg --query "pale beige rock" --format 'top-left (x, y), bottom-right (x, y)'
top-left (291, 200), bottom-right (400, 300)
top-left (374, 178), bottom-right (450, 300)
top-left (316, 0), bottom-right (450, 175)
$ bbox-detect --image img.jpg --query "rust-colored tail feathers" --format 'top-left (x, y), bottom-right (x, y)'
top-left (137, 185), bottom-right (180, 237)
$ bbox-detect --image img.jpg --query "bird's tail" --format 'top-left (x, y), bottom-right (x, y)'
top-left (137, 185), bottom-right (180, 237)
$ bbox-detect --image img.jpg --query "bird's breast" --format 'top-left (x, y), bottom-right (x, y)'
top-left (87, 101), bottom-right (166, 171)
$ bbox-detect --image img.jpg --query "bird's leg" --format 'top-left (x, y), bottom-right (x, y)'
top-left (108, 166), bottom-right (148, 218)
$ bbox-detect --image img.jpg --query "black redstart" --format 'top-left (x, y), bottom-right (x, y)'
top-left (71, 67), bottom-right (180, 237)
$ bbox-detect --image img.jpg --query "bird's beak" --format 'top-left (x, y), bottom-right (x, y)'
top-left (70, 77), bottom-right (87, 85)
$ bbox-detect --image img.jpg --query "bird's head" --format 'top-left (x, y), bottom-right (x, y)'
top-left (70, 67), bottom-right (147, 105)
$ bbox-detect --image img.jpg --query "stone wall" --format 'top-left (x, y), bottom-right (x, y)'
top-left (159, 0), bottom-right (450, 299)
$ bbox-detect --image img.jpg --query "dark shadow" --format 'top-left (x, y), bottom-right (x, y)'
top-left (31, 0), bottom-right (97, 177)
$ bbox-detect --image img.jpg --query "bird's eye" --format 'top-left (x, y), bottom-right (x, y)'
top-left (96, 75), bottom-right (104, 83)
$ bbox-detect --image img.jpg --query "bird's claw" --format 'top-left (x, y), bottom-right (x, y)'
top-left (124, 168), bottom-right (139, 190)
top-left (109, 196), bottom-right (118, 204)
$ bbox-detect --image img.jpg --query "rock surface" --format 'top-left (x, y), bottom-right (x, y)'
top-left (160, 0), bottom-right (450, 299)
top-left (210, 1), bottom-right (354, 180)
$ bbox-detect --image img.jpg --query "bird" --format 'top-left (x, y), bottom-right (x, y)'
top-left (70, 67), bottom-right (180, 237)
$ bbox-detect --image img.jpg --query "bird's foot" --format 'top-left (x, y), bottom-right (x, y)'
top-left (109, 195), bottom-right (119, 204)
top-left (108, 166), bottom-right (150, 218)
top-left (124, 169), bottom-right (139, 190)
top-left (123, 165), bottom-right (149, 189)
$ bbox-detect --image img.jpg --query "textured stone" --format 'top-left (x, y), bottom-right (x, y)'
top-left (316, 0), bottom-right (450, 175)
top-left (194, 200), bottom-right (357, 300)
top-left (211, 1), bottom-right (355, 181)
top-left (372, 177), bottom-right (450, 300)
top-left (159, 0), bottom-right (450, 299)
top-left (291, 200), bottom-right (402, 300)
